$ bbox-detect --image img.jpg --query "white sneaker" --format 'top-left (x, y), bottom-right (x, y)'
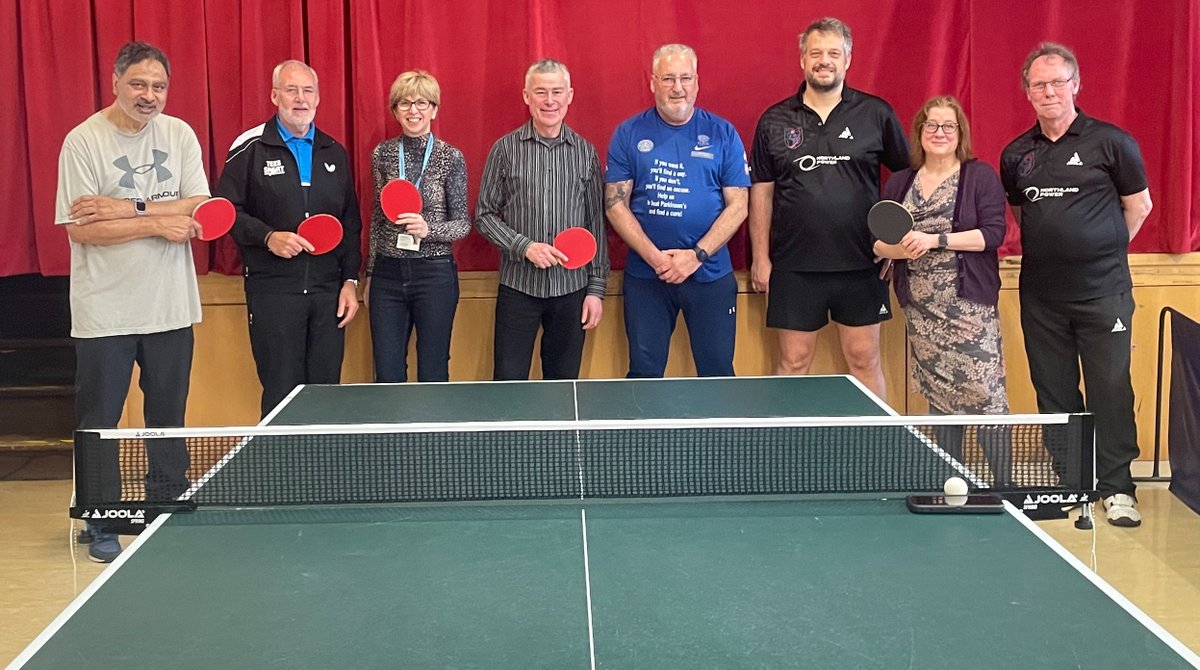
top-left (1103, 494), bottom-right (1142, 527)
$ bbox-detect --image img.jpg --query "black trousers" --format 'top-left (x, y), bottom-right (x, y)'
top-left (492, 285), bottom-right (586, 380)
top-left (247, 292), bottom-right (345, 417)
top-left (75, 327), bottom-right (193, 517)
top-left (1020, 290), bottom-right (1138, 498)
top-left (927, 407), bottom-right (1012, 489)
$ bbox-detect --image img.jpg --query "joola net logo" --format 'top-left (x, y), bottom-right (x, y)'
top-left (113, 151), bottom-right (172, 189)
top-left (1023, 186), bottom-right (1079, 202)
top-left (81, 508), bottom-right (147, 524)
top-left (793, 155), bottom-right (850, 172)
top-left (1022, 492), bottom-right (1089, 509)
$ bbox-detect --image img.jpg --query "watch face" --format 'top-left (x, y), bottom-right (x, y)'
top-left (135, 200), bottom-right (147, 213)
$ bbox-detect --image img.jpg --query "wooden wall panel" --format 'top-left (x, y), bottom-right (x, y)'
top-left (120, 254), bottom-right (1200, 463)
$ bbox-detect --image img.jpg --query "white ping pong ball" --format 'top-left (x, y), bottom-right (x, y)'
top-left (944, 476), bottom-right (969, 497)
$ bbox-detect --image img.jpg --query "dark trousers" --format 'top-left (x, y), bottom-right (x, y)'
top-left (623, 273), bottom-right (737, 378)
top-left (928, 407), bottom-right (1012, 489)
top-left (1020, 290), bottom-right (1138, 498)
top-left (369, 256), bottom-right (459, 382)
top-left (75, 327), bottom-right (193, 516)
top-left (247, 292), bottom-right (345, 417)
top-left (493, 285), bottom-right (586, 380)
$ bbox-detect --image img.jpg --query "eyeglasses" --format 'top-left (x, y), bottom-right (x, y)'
top-left (275, 86), bottom-right (317, 99)
top-left (1027, 78), bottom-right (1074, 94)
top-left (654, 74), bottom-right (697, 88)
top-left (395, 99), bottom-right (435, 111)
top-left (921, 122), bottom-right (959, 135)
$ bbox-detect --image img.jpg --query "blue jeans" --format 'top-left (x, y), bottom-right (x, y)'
top-left (623, 272), bottom-right (737, 378)
top-left (369, 255), bottom-right (459, 382)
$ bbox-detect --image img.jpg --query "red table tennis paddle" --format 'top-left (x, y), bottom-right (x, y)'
top-left (192, 197), bottom-right (236, 241)
top-left (553, 227), bottom-right (598, 270)
top-left (297, 214), bottom-right (343, 255)
top-left (868, 199), bottom-right (914, 279)
top-left (380, 179), bottom-right (423, 222)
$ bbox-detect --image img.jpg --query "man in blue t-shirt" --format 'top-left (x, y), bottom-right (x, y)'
top-left (604, 43), bottom-right (750, 377)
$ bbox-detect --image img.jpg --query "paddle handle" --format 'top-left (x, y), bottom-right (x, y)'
top-left (879, 259), bottom-right (894, 281)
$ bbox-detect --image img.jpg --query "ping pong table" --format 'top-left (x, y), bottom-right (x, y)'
top-left (10, 376), bottom-right (1200, 669)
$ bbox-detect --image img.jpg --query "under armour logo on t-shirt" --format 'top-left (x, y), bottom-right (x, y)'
top-left (113, 151), bottom-right (172, 189)
top-left (1066, 152), bottom-right (1083, 166)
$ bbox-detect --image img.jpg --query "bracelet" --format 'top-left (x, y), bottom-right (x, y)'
top-left (264, 231), bottom-right (275, 245)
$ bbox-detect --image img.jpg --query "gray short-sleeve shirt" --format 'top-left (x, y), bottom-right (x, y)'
top-left (55, 112), bottom-right (208, 337)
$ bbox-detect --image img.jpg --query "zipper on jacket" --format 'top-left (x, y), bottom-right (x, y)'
top-left (302, 186), bottom-right (311, 294)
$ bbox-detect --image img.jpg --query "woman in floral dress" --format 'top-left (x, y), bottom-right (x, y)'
top-left (874, 96), bottom-right (1011, 487)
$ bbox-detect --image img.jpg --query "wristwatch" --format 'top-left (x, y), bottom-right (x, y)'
top-left (134, 200), bottom-right (147, 217)
top-left (937, 233), bottom-right (948, 250)
top-left (692, 245), bottom-right (710, 263)
top-left (344, 278), bottom-right (360, 286)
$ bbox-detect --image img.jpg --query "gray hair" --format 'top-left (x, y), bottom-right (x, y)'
top-left (652, 44), bottom-right (697, 72)
top-left (525, 59), bottom-right (571, 88)
top-left (272, 60), bottom-right (320, 88)
top-left (799, 17), bottom-right (853, 55)
top-left (114, 41), bottom-right (170, 78)
top-left (1020, 42), bottom-right (1079, 88)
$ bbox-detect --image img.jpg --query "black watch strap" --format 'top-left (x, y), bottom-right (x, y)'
top-left (692, 245), bottom-right (710, 263)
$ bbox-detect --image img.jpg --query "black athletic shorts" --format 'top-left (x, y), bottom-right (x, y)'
top-left (767, 268), bottom-right (892, 331)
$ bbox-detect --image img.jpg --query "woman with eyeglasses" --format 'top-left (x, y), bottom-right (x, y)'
top-left (367, 70), bottom-right (470, 382)
top-left (874, 95), bottom-right (1011, 486)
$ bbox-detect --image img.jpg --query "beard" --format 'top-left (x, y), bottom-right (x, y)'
top-left (805, 69), bottom-right (843, 93)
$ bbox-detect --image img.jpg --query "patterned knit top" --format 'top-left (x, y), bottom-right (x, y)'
top-left (367, 134), bottom-right (469, 273)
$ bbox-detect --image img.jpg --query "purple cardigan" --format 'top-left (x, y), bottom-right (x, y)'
top-left (881, 159), bottom-right (1007, 307)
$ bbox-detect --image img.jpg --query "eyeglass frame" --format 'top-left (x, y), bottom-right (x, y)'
top-left (395, 99), bottom-right (436, 111)
top-left (652, 74), bottom-right (698, 88)
top-left (921, 122), bottom-right (960, 135)
top-left (1027, 77), bottom-right (1075, 94)
top-left (273, 86), bottom-right (318, 99)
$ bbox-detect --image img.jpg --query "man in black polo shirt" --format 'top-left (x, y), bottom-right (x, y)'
top-left (1000, 42), bottom-right (1152, 527)
top-left (749, 17), bottom-right (908, 401)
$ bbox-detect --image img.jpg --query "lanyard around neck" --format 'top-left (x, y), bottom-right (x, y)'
top-left (399, 134), bottom-right (435, 190)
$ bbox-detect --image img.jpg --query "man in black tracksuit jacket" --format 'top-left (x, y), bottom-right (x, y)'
top-left (216, 60), bottom-right (362, 417)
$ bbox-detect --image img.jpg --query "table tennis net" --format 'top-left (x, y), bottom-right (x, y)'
top-left (72, 414), bottom-right (1093, 514)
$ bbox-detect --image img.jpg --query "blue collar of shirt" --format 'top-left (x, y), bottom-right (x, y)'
top-left (275, 117), bottom-right (315, 185)
top-left (275, 117), bottom-right (315, 144)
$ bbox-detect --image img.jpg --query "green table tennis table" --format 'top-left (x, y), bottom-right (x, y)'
top-left (10, 376), bottom-right (1200, 669)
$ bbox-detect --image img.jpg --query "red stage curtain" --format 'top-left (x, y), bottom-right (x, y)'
top-left (3, 0), bottom-right (1197, 278)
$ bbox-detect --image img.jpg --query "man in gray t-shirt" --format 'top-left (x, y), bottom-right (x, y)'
top-left (54, 41), bottom-right (209, 563)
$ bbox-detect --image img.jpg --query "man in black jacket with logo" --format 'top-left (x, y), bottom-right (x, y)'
top-left (217, 60), bottom-right (362, 417)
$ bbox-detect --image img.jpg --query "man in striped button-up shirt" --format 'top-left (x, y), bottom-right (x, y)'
top-left (476, 59), bottom-right (609, 380)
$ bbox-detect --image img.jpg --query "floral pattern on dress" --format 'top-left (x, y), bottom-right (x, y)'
top-left (903, 171), bottom-right (1009, 415)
